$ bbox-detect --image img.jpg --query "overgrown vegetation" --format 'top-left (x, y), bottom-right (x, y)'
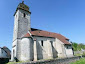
top-left (7, 62), bottom-right (16, 64)
top-left (70, 58), bottom-right (85, 64)
top-left (7, 61), bottom-right (27, 64)
top-left (7, 60), bottom-right (31, 64)
top-left (72, 42), bottom-right (85, 51)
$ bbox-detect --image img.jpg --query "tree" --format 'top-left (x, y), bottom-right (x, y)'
top-left (72, 42), bottom-right (85, 51)
top-left (72, 42), bottom-right (78, 51)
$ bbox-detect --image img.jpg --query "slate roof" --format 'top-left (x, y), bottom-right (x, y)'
top-left (24, 28), bottom-right (71, 44)
top-left (2, 46), bottom-right (11, 58)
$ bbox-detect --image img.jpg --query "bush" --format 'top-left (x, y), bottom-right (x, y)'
top-left (70, 58), bottom-right (85, 64)
top-left (0, 58), bottom-right (9, 64)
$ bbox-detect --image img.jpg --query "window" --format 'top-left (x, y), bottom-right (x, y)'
top-left (50, 41), bottom-right (53, 45)
top-left (23, 13), bottom-right (26, 18)
top-left (2, 50), bottom-right (3, 53)
top-left (66, 39), bottom-right (69, 42)
top-left (41, 40), bottom-right (43, 46)
top-left (66, 46), bottom-right (71, 49)
top-left (67, 46), bottom-right (68, 49)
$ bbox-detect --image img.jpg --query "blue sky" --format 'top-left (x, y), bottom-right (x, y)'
top-left (0, 0), bottom-right (85, 50)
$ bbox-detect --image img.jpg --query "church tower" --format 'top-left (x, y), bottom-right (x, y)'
top-left (11, 1), bottom-right (31, 61)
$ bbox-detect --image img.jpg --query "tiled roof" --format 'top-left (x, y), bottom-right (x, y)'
top-left (24, 29), bottom-right (71, 44)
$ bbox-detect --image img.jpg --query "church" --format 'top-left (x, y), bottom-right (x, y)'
top-left (11, 1), bottom-right (73, 61)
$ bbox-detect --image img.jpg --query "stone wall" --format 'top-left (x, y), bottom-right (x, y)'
top-left (15, 56), bottom-right (80, 64)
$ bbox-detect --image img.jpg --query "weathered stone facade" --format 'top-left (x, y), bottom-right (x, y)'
top-left (11, 2), bottom-right (31, 61)
top-left (11, 1), bottom-right (74, 62)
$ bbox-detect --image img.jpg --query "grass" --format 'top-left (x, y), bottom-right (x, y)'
top-left (6, 62), bottom-right (23, 64)
top-left (6, 61), bottom-right (29, 64)
top-left (74, 53), bottom-right (82, 56)
top-left (7, 58), bottom-right (85, 64)
top-left (6, 62), bottom-right (16, 64)
top-left (7, 58), bottom-right (56, 64)
top-left (70, 58), bottom-right (85, 64)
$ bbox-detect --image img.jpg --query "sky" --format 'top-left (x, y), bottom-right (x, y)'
top-left (0, 0), bottom-right (85, 50)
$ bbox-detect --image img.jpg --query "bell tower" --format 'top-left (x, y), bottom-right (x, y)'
top-left (11, 1), bottom-right (31, 61)
top-left (13, 1), bottom-right (31, 40)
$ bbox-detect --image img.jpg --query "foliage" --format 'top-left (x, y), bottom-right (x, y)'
top-left (7, 61), bottom-right (30, 64)
top-left (82, 52), bottom-right (85, 56)
top-left (72, 42), bottom-right (85, 51)
top-left (0, 58), bottom-right (9, 64)
top-left (74, 53), bottom-right (82, 56)
top-left (7, 62), bottom-right (16, 64)
top-left (7, 62), bottom-right (24, 64)
top-left (70, 58), bottom-right (85, 64)
top-left (72, 43), bottom-right (78, 51)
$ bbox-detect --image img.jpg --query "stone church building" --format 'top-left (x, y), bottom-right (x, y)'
top-left (11, 1), bottom-right (73, 61)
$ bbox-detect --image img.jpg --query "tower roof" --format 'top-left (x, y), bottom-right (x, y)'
top-left (14, 1), bottom-right (31, 16)
top-left (18, 1), bottom-right (29, 11)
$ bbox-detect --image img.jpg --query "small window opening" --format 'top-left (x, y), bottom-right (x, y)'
top-left (67, 46), bottom-right (68, 49)
top-left (23, 13), bottom-right (26, 18)
top-left (66, 39), bottom-right (69, 41)
top-left (2, 50), bottom-right (3, 53)
top-left (66, 46), bottom-right (70, 49)
top-left (41, 40), bottom-right (43, 46)
top-left (50, 41), bottom-right (53, 45)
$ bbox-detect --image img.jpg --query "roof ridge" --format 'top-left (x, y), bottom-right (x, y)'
top-left (23, 28), bottom-right (70, 44)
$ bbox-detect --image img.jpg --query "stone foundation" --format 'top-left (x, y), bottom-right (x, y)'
top-left (15, 56), bottom-right (81, 64)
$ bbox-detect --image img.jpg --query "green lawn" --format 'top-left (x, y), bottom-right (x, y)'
top-left (70, 58), bottom-right (85, 64)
